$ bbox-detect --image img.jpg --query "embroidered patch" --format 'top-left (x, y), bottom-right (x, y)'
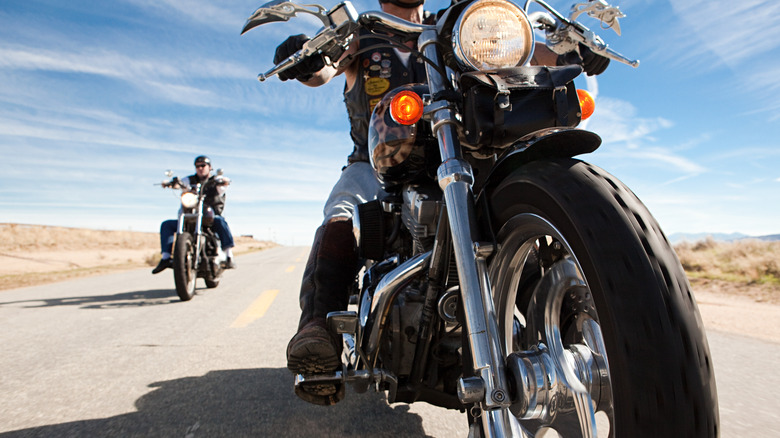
top-left (369, 97), bottom-right (382, 112)
top-left (371, 52), bottom-right (382, 62)
top-left (365, 77), bottom-right (390, 96)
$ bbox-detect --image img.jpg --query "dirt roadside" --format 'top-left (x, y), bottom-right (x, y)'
top-left (692, 280), bottom-right (780, 344)
top-left (0, 223), bottom-right (276, 291)
top-left (2, 224), bottom-right (777, 344)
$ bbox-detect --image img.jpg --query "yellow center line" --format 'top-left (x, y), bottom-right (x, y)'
top-left (285, 265), bottom-right (295, 273)
top-left (230, 289), bottom-right (279, 328)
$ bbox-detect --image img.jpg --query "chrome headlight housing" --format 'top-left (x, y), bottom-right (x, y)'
top-left (180, 192), bottom-right (198, 209)
top-left (452, 0), bottom-right (535, 71)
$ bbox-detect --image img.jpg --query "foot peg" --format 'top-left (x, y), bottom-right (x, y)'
top-left (293, 370), bottom-right (346, 406)
top-left (327, 311), bottom-right (357, 335)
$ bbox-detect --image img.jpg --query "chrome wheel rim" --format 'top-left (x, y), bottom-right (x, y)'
top-left (490, 213), bottom-right (614, 437)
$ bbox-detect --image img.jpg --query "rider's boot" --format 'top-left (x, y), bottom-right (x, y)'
top-left (286, 219), bottom-right (357, 406)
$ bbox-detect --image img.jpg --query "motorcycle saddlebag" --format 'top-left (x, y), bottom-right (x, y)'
top-left (460, 65), bottom-right (583, 149)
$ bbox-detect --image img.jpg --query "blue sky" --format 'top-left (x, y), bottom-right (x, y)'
top-left (1, 0), bottom-right (778, 246)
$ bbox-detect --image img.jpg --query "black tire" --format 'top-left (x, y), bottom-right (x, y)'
top-left (173, 232), bottom-right (197, 301)
top-left (484, 158), bottom-right (718, 437)
top-left (204, 278), bottom-right (219, 289)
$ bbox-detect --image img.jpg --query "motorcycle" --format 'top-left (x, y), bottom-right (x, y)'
top-left (161, 170), bottom-right (227, 301)
top-left (242, 0), bottom-right (719, 436)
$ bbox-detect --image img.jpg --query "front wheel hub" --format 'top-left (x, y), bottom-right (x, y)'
top-left (506, 340), bottom-right (610, 425)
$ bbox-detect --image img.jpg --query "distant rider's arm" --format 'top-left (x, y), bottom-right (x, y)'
top-left (163, 176), bottom-right (186, 189)
top-left (215, 176), bottom-right (230, 195)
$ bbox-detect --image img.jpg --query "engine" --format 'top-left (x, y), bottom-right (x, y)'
top-left (401, 184), bottom-right (443, 254)
top-left (354, 183), bottom-right (443, 260)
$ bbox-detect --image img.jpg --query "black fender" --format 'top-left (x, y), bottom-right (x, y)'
top-left (478, 128), bottom-right (601, 194)
top-left (474, 128), bottom-right (601, 239)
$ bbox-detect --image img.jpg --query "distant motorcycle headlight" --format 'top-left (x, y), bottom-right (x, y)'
top-left (180, 192), bottom-right (198, 209)
top-left (452, 0), bottom-right (534, 71)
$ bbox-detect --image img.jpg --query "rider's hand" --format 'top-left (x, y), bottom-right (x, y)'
top-left (558, 43), bottom-right (610, 76)
top-left (273, 34), bottom-right (325, 82)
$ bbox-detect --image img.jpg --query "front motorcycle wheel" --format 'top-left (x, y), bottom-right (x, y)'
top-left (485, 158), bottom-right (718, 437)
top-left (173, 232), bottom-right (197, 301)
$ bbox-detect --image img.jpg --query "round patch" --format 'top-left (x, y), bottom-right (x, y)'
top-left (365, 77), bottom-right (390, 96)
top-left (371, 52), bottom-right (382, 62)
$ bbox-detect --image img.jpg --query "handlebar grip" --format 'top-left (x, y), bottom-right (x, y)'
top-left (258, 52), bottom-right (300, 82)
top-left (593, 44), bottom-right (639, 68)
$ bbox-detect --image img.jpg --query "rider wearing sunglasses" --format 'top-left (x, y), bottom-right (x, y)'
top-left (152, 155), bottom-right (237, 274)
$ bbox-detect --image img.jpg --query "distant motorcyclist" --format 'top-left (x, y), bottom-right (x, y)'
top-left (152, 155), bottom-right (237, 274)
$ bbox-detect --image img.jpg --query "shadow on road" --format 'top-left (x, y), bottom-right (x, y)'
top-left (0, 289), bottom-right (179, 309)
top-left (0, 368), bottom-right (440, 437)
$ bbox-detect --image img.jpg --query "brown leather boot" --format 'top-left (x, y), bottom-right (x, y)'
top-left (286, 318), bottom-right (345, 406)
top-left (286, 220), bottom-right (358, 405)
top-left (286, 318), bottom-right (341, 374)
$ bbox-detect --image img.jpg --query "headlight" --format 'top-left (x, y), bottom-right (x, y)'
top-left (452, 0), bottom-right (534, 71)
top-left (180, 192), bottom-right (198, 209)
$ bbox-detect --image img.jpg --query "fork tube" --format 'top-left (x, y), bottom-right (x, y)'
top-left (194, 200), bottom-right (204, 266)
top-left (419, 29), bottom-right (510, 435)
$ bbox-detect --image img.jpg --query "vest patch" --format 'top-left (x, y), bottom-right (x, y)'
top-left (365, 77), bottom-right (390, 96)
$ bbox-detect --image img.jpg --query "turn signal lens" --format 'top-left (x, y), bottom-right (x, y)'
top-left (390, 90), bottom-right (424, 125)
top-left (577, 89), bottom-right (595, 120)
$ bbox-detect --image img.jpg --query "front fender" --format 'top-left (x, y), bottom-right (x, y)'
top-left (477, 128), bottom-right (601, 195)
top-left (474, 128), bottom-right (601, 240)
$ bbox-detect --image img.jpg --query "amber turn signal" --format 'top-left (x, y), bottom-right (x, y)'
top-left (577, 89), bottom-right (595, 121)
top-left (390, 90), bottom-right (424, 125)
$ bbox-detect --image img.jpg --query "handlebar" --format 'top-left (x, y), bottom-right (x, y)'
top-left (249, 0), bottom-right (638, 81)
top-left (568, 21), bottom-right (639, 67)
top-left (528, 0), bottom-right (639, 68)
top-left (255, 6), bottom-right (433, 82)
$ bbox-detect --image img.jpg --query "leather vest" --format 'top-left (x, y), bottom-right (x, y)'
top-left (186, 174), bottom-right (226, 216)
top-left (343, 32), bottom-right (428, 164)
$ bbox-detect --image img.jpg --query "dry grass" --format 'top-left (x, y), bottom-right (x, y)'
top-left (4, 223), bottom-right (778, 304)
top-left (674, 237), bottom-right (780, 284)
top-left (675, 237), bottom-right (780, 304)
top-left (0, 223), bottom-right (276, 290)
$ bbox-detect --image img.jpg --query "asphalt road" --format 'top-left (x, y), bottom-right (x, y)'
top-left (0, 246), bottom-right (776, 437)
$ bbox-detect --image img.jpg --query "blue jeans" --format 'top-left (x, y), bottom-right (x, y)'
top-left (322, 161), bottom-right (386, 224)
top-left (159, 216), bottom-right (235, 254)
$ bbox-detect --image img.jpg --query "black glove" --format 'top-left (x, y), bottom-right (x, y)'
top-left (558, 43), bottom-right (610, 76)
top-left (273, 34), bottom-right (326, 82)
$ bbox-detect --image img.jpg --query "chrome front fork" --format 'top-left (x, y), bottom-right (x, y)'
top-left (420, 29), bottom-right (512, 437)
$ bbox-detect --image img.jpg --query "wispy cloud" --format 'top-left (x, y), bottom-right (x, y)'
top-left (588, 97), bottom-right (706, 175)
top-left (123, 0), bottom-right (248, 30)
top-left (670, 0), bottom-right (780, 67)
top-left (663, 0), bottom-right (780, 117)
top-left (0, 44), bottom-right (259, 110)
